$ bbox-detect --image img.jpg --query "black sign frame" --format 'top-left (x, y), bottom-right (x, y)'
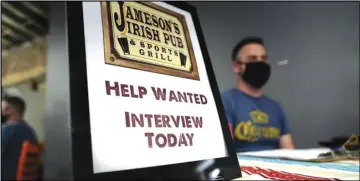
top-left (67, 1), bottom-right (241, 180)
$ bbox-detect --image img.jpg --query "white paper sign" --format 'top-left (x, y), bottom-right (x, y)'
top-left (82, 2), bottom-right (227, 174)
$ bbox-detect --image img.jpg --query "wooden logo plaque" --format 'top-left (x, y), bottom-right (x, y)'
top-left (101, 2), bottom-right (200, 80)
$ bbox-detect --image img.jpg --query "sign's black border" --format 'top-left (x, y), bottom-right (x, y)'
top-left (67, 2), bottom-right (242, 180)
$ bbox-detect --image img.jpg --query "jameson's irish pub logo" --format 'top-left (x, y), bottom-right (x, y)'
top-left (101, 2), bottom-right (200, 80)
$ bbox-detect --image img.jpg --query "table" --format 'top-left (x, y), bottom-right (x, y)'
top-left (235, 155), bottom-right (359, 180)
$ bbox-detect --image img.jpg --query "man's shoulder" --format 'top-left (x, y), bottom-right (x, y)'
top-left (8, 121), bottom-right (29, 129)
top-left (8, 121), bottom-right (37, 135)
top-left (221, 88), bottom-right (243, 100)
top-left (17, 121), bottom-right (38, 143)
top-left (2, 122), bottom-right (19, 141)
top-left (221, 88), bottom-right (234, 98)
top-left (261, 95), bottom-right (283, 108)
top-left (2, 122), bottom-right (17, 131)
top-left (19, 121), bottom-right (37, 133)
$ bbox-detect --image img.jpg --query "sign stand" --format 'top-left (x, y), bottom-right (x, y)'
top-left (45, 1), bottom-right (242, 180)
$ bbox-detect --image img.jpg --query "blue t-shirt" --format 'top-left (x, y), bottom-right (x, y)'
top-left (221, 88), bottom-right (290, 152)
top-left (1, 121), bottom-right (38, 180)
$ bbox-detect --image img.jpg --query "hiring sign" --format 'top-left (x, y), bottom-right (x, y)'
top-left (82, 2), bottom-right (227, 174)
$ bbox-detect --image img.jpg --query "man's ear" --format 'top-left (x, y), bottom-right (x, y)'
top-left (232, 62), bottom-right (241, 74)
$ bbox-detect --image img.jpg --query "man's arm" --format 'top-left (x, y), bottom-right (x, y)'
top-left (228, 122), bottom-right (233, 138)
top-left (278, 104), bottom-right (295, 149)
top-left (221, 93), bottom-right (235, 139)
top-left (280, 133), bottom-right (295, 149)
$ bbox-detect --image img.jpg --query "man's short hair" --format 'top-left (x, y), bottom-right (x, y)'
top-left (231, 36), bottom-right (264, 61)
top-left (3, 96), bottom-right (26, 116)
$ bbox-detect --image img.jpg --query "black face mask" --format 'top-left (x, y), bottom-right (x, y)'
top-left (1, 114), bottom-right (8, 124)
top-left (240, 62), bottom-right (271, 89)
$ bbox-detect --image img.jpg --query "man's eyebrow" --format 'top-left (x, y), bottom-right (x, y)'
top-left (246, 54), bottom-right (268, 60)
top-left (247, 55), bottom-right (258, 59)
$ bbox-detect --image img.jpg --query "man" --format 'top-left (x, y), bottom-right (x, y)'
top-left (221, 37), bottom-right (294, 152)
top-left (2, 96), bottom-right (38, 180)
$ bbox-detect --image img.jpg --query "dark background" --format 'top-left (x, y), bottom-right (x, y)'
top-left (190, 1), bottom-right (360, 148)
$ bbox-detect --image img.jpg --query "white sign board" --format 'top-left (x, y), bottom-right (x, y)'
top-left (82, 2), bottom-right (227, 174)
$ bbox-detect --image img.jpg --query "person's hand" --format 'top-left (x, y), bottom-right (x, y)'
top-left (280, 134), bottom-right (295, 149)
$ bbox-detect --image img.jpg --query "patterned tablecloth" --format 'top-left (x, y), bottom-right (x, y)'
top-left (234, 156), bottom-right (359, 180)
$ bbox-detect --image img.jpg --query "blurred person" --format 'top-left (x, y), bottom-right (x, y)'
top-left (1, 96), bottom-right (38, 180)
top-left (221, 37), bottom-right (295, 152)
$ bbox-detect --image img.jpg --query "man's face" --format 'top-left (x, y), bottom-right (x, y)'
top-left (2, 101), bottom-right (14, 117)
top-left (232, 43), bottom-right (268, 75)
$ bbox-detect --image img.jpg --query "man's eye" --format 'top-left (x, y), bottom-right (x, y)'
top-left (249, 56), bottom-right (257, 61)
top-left (262, 55), bottom-right (268, 61)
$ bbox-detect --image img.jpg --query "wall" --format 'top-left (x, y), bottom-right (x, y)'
top-left (4, 84), bottom-right (45, 141)
top-left (190, 2), bottom-right (359, 148)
